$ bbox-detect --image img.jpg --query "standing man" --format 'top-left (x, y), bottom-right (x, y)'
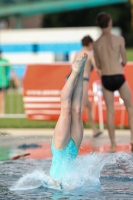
top-left (0, 50), bottom-right (19, 114)
top-left (73, 36), bottom-right (102, 137)
top-left (94, 12), bottom-right (133, 152)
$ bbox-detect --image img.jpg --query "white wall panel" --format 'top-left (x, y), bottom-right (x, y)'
top-left (3, 53), bottom-right (55, 64)
top-left (0, 27), bottom-right (121, 44)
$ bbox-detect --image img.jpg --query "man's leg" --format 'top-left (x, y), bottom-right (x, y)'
top-left (70, 62), bottom-right (85, 149)
top-left (54, 53), bottom-right (87, 150)
top-left (102, 87), bottom-right (116, 152)
top-left (0, 90), bottom-right (5, 114)
top-left (119, 82), bottom-right (133, 151)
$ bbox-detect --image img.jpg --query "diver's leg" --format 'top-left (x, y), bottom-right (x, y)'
top-left (54, 53), bottom-right (88, 149)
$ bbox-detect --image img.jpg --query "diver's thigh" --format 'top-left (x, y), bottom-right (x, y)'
top-left (53, 111), bottom-right (71, 149)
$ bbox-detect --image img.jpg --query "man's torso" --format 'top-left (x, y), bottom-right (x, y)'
top-left (94, 34), bottom-right (123, 75)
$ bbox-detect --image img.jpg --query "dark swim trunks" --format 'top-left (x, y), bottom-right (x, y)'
top-left (101, 74), bottom-right (125, 92)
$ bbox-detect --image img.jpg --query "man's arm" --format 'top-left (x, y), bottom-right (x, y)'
top-left (90, 51), bottom-right (101, 77)
top-left (93, 44), bottom-right (101, 70)
top-left (120, 37), bottom-right (127, 67)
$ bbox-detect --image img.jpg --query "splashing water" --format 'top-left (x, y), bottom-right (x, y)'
top-left (0, 152), bottom-right (133, 199)
top-left (10, 153), bottom-right (112, 191)
top-left (10, 170), bottom-right (61, 191)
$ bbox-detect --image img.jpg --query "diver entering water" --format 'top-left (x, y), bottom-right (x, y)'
top-left (10, 53), bottom-right (110, 191)
top-left (50, 53), bottom-right (88, 183)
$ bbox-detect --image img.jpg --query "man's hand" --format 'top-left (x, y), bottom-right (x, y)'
top-left (121, 61), bottom-right (127, 67)
top-left (95, 68), bottom-right (101, 77)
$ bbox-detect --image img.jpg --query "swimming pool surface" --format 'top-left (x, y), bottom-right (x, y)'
top-left (0, 152), bottom-right (133, 200)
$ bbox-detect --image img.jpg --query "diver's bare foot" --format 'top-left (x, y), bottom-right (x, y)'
top-left (72, 53), bottom-right (88, 73)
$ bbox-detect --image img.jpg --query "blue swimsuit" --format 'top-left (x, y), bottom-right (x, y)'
top-left (50, 138), bottom-right (78, 181)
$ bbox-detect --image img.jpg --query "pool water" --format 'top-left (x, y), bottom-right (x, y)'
top-left (0, 152), bottom-right (133, 200)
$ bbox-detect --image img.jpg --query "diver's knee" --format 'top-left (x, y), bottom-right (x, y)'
top-left (72, 106), bottom-right (82, 116)
top-left (61, 102), bottom-right (71, 116)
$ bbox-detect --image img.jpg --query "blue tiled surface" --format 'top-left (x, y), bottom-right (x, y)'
top-left (0, 43), bottom-right (81, 53)
top-left (0, 44), bottom-right (34, 53)
top-left (37, 43), bottom-right (81, 53)
top-left (1, 42), bottom-right (81, 77)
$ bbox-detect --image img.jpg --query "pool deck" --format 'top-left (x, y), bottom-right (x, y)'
top-left (0, 128), bottom-right (131, 138)
top-left (0, 128), bottom-right (132, 160)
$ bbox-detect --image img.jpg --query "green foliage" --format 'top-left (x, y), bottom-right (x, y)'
top-left (0, 147), bottom-right (10, 161)
top-left (0, 118), bottom-right (57, 128)
top-left (127, 48), bottom-right (133, 61)
top-left (5, 90), bottom-right (24, 114)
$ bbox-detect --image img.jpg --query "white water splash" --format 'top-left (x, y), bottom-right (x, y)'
top-left (10, 169), bottom-right (61, 191)
top-left (10, 153), bottom-right (112, 191)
